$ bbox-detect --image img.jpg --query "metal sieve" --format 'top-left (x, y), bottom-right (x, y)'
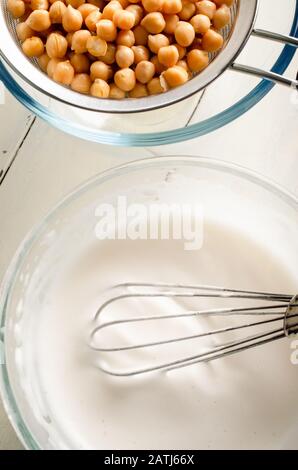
top-left (0, 0), bottom-right (297, 114)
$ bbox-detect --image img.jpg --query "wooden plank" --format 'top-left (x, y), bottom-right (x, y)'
top-left (0, 89), bottom-right (35, 183)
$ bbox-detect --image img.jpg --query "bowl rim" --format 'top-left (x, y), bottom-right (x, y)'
top-left (0, 154), bottom-right (298, 450)
top-left (0, 2), bottom-right (297, 145)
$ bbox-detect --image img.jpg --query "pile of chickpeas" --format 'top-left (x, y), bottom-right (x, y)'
top-left (7, 0), bottom-right (234, 99)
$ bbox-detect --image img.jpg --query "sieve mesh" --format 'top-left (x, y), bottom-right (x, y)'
top-left (0, 0), bottom-right (252, 114)
top-left (2, 1), bottom-right (20, 45)
top-left (1, 0), bottom-right (39, 67)
top-left (2, 0), bottom-right (238, 69)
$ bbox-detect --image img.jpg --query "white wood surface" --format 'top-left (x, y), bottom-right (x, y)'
top-left (0, 46), bottom-right (297, 450)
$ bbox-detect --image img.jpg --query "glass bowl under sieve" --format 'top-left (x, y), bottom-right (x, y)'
top-left (0, 0), bottom-right (297, 145)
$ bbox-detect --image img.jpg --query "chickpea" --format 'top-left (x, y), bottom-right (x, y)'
top-left (109, 83), bottom-right (126, 99)
top-left (66, 0), bottom-right (85, 8)
top-left (47, 58), bottom-right (62, 78)
top-left (30, 0), bottom-right (49, 10)
top-left (162, 0), bottom-right (182, 15)
top-left (90, 60), bottom-right (113, 81)
top-left (202, 28), bottom-right (223, 52)
top-left (178, 1), bottom-right (195, 21)
top-left (118, 0), bottom-right (129, 7)
top-left (46, 32), bottom-right (68, 58)
top-left (116, 45), bottom-right (134, 68)
top-left (53, 60), bottom-right (75, 84)
top-left (190, 13), bottom-right (210, 34)
top-left (86, 36), bottom-right (107, 56)
top-left (22, 36), bottom-right (44, 57)
top-left (126, 4), bottom-right (143, 26)
top-left (62, 5), bottom-right (83, 32)
top-left (196, 0), bottom-right (216, 19)
top-left (147, 76), bottom-right (164, 94)
top-left (190, 36), bottom-right (202, 49)
top-left (16, 22), bottom-right (35, 42)
top-left (132, 45), bottom-right (149, 63)
top-left (78, 3), bottom-right (98, 20)
top-left (163, 14), bottom-right (179, 34)
top-left (85, 10), bottom-right (101, 32)
top-left (90, 78), bottom-right (110, 97)
top-left (71, 73), bottom-right (92, 93)
top-left (141, 12), bottom-right (165, 34)
top-left (173, 42), bottom-right (186, 58)
top-left (212, 4), bottom-right (230, 30)
top-left (88, 0), bottom-right (104, 7)
top-left (102, 1), bottom-right (122, 20)
top-left (135, 60), bottom-right (155, 83)
top-left (26, 10), bottom-right (51, 31)
top-left (176, 58), bottom-right (189, 72)
top-left (116, 30), bottom-right (135, 47)
top-left (158, 44), bottom-right (178, 67)
top-left (148, 34), bottom-right (169, 54)
top-left (142, 0), bottom-right (163, 13)
top-left (69, 52), bottom-right (90, 72)
top-left (174, 21), bottom-right (195, 47)
top-left (114, 67), bottom-right (136, 91)
top-left (49, 1), bottom-right (67, 23)
top-left (19, 9), bottom-right (32, 23)
top-left (7, 0), bottom-right (25, 19)
top-left (162, 64), bottom-right (188, 87)
top-left (213, 0), bottom-right (233, 6)
top-left (113, 10), bottom-right (135, 30)
top-left (150, 54), bottom-right (165, 74)
top-left (129, 82), bottom-right (148, 98)
top-left (98, 43), bottom-right (116, 64)
top-left (97, 19), bottom-right (117, 42)
top-left (88, 51), bottom-right (98, 61)
top-left (38, 52), bottom-right (51, 71)
top-left (133, 25), bottom-right (148, 45)
top-left (36, 25), bottom-right (54, 40)
top-left (71, 30), bottom-right (91, 54)
top-left (66, 31), bottom-right (74, 47)
top-left (187, 48), bottom-right (208, 71)
top-left (165, 33), bottom-right (174, 44)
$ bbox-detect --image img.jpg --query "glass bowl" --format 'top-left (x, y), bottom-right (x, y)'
top-left (0, 0), bottom-right (297, 146)
top-left (1, 156), bottom-right (298, 450)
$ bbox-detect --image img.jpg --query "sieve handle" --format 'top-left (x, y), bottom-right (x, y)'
top-left (251, 29), bottom-right (298, 47)
top-left (231, 29), bottom-right (298, 90)
top-left (231, 63), bottom-right (298, 89)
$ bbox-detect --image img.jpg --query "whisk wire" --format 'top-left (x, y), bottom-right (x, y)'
top-left (90, 284), bottom-right (297, 377)
top-left (91, 310), bottom-right (285, 353)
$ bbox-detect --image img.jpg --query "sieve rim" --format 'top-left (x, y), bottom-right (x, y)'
top-left (0, 0), bottom-right (257, 114)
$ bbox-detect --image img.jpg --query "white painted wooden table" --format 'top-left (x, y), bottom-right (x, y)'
top-left (0, 52), bottom-right (297, 449)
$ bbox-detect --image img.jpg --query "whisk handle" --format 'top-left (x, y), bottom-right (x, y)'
top-left (284, 295), bottom-right (298, 336)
